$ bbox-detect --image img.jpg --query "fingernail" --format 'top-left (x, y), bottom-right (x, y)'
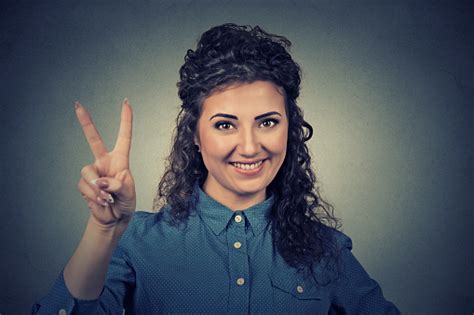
top-left (123, 97), bottom-right (129, 105)
top-left (96, 196), bottom-right (108, 207)
top-left (75, 101), bottom-right (81, 109)
top-left (107, 194), bottom-right (114, 204)
top-left (100, 190), bottom-right (114, 204)
top-left (97, 180), bottom-right (109, 189)
top-left (91, 179), bottom-right (108, 188)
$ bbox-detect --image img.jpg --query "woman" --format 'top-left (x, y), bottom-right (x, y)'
top-left (33, 24), bottom-right (399, 314)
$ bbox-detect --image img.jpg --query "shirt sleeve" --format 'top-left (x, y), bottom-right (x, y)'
top-left (31, 224), bottom-right (136, 315)
top-left (329, 231), bottom-right (400, 314)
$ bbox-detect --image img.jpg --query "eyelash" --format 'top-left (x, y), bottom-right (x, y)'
top-left (214, 121), bottom-right (234, 130)
top-left (260, 118), bottom-right (279, 128)
top-left (214, 118), bottom-right (280, 130)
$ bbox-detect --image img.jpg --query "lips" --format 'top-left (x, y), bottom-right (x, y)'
top-left (231, 160), bottom-right (264, 170)
top-left (229, 159), bottom-right (267, 174)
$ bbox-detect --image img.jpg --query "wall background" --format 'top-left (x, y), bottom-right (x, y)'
top-left (1, 1), bottom-right (472, 314)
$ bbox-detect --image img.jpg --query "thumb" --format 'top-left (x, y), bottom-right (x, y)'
top-left (93, 169), bottom-right (135, 198)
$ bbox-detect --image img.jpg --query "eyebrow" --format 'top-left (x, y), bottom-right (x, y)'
top-left (209, 111), bottom-right (282, 121)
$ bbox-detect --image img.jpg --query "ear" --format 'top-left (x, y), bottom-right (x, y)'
top-left (194, 122), bottom-right (201, 146)
top-left (194, 136), bottom-right (201, 152)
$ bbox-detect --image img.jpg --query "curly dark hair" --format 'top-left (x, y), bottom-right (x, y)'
top-left (153, 23), bottom-right (341, 274)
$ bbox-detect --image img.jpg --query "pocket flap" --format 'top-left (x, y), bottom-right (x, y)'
top-left (270, 268), bottom-right (326, 300)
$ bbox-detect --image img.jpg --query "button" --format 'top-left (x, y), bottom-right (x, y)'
top-left (296, 285), bottom-right (304, 293)
top-left (236, 277), bottom-right (245, 285)
top-left (58, 309), bottom-right (67, 315)
top-left (234, 215), bottom-right (242, 223)
top-left (233, 241), bottom-right (242, 249)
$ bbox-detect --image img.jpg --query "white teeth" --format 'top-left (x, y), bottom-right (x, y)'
top-left (232, 160), bottom-right (264, 170)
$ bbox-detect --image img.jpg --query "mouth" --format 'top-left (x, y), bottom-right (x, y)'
top-left (229, 159), bottom-right (267, 172)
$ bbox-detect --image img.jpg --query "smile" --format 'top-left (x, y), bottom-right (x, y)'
top-left (229, 159), bottom-right (267, 175)
top-left (231, 160), bottom-right (264, 170)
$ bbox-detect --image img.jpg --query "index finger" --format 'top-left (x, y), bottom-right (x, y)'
top-left (75, 102), bottom-right (108, 159)
top-left (113, 98), bottom-right (133, 158)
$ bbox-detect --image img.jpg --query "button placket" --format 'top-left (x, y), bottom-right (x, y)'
top-left (227, 211), bottom-right (249, 313)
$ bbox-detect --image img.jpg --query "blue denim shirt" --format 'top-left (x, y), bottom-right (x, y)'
top-left (32, 185), bottom-right (400, 314)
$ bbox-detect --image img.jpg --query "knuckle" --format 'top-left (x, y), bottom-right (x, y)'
top-left (77, 177), bottom-right (85, 190)
top-left (80, 165), bottom-right (90, 177)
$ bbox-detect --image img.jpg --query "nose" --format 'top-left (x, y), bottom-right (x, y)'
top-left (237, 128), bottom-right (260, 157)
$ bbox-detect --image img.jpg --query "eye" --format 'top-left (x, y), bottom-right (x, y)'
top-left (214, 121), bottom-right (235, 130)
top-left (259, 118), bottom-right (279, 128)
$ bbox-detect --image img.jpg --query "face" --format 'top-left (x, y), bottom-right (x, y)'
top-left (195, 80), bottom-right (288, 207)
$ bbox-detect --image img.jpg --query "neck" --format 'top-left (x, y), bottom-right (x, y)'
top-left (202, 181), bottom-right (266, 212)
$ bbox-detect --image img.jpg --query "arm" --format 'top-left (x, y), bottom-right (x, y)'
top-left (31, 219), bottom-right (136, 314)
top-left (63, 216), bottom-right (129, 300)
top-left (32, 99), bottom-right (136, 314)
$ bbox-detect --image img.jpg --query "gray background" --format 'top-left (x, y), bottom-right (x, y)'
top-left (1, 1), bottom-right (472, 314)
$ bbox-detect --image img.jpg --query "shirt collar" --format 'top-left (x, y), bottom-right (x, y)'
top-left (192, 183), bottom-right (274, 236)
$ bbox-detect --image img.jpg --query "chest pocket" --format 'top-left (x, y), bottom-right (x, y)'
top-left (270, 268), bottom-right (331, 314)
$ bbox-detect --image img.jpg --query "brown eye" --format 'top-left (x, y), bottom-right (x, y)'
top-left (214, 121), bottom-right (234, 130)
top-left (260, 119), bottom-right (279, 128)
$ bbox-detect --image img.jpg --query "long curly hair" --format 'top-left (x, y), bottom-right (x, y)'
top-left (153, 23), bottom-right (341, 274)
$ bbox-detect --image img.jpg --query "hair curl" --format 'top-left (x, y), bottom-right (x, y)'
top-left (153, 23), bottom-right (341, 275)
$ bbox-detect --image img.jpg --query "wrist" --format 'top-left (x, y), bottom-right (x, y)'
top-left (87, 215), bottom-right (131, 240)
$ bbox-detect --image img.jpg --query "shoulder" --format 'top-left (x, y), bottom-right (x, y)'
top-left (310, 225), bottom-right (355, 282)
top-left (118, 207), bottom-right (197, 244)
top-left (128, 209), bottom-right (165, 230)
top-left (318, 224), bottom-right (353, 252)
top-left (319, 230), bottom-right (401, 312)
top-left (114, 207), bottom-right (199, 264)
top-left (119, 208), bottom-right (171, 242)
top-left (332, 228), bottom-right (353, 251)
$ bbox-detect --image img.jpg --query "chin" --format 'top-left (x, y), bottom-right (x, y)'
top-left (234, 184), bottom-right (266, 196)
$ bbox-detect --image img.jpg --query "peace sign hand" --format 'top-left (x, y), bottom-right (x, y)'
top-left (75, 98), bottom-right (136, 228)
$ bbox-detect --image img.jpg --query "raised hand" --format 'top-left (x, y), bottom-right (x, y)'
top-left (75, 98), bottom-right (136, 227)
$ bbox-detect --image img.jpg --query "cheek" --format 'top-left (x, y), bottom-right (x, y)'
top-left (266, 129), bottom-right (288, 155)
top-left (199, 130), bottom-right (233, 158)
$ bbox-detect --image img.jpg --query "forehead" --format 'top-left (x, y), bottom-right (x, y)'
top-left (200, 81), bottom-right (286, 117)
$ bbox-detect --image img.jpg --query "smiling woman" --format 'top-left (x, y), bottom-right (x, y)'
top-left (32, 23), bottom-right (400, 314)
top-left (196, 81), bottom-right (288, 210)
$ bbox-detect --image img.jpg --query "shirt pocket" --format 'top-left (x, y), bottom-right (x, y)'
top-left (270, 268), bottom-right (331, 314)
